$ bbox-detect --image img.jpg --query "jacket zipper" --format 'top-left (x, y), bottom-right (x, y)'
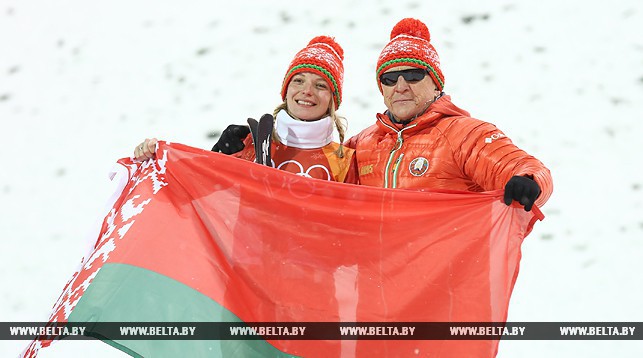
top-left (380, 119), bottom-right (417, 188)
top-left (392, 153), bottom-right (405, 188)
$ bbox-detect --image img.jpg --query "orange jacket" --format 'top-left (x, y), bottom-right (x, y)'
top-left (233, 135), bottom-right (356, 183)
top-left (345, 95), bottom-right (553, 207)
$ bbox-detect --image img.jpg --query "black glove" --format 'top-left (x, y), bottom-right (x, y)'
top-left (503, 176), bottom-right (541, 212)
top-left (211, 125), bottom-right (250, 155)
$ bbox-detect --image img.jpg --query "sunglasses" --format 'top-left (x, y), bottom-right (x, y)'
top-left (379, 68), bottom-right (429, 86)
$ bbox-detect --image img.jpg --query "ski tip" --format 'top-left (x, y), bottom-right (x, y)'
top-left (259, 113), bottom-right (274, 121)
top-left (247, 117), bottom-right (258, 125)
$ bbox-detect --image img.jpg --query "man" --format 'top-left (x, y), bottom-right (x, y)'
top-left (344, 17), bottom-right (552, 211)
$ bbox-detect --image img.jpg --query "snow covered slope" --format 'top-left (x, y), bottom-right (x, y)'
top-left (1, 0), bottom-right (642, 356)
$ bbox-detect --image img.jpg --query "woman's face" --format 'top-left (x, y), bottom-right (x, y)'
top-left (286, 72), bottom-right (332, 121)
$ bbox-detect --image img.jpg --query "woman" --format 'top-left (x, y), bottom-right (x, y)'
top-left (135, 36), bottom-right (355, 183)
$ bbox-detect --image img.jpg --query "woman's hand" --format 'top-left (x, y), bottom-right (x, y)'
top-left (133, 138), bottom-right (158, 161)
top-left (212, 125), bottom-right (250, 154)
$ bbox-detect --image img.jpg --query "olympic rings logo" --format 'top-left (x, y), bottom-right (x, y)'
top-left (277, 160), bottom-right (332, 181)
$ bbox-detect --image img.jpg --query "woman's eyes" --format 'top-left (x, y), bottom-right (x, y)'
top-left (291, 77), bottom-right (328, 90)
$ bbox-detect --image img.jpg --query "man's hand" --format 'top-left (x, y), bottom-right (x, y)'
top-left (503, 176), bottom-right (541, 212)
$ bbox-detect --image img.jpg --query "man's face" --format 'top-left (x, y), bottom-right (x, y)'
top-left (380, 66), bottom-right (440, 122)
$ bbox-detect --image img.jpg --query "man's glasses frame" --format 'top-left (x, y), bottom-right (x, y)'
top-left (379, 68), bottom-right (429, 86)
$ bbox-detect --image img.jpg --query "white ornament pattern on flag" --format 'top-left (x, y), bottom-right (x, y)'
top-left (21, 150), bottom-right (170, 358)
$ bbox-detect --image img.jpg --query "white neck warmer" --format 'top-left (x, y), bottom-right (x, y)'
top-left (275, 110), bottom-right (334, 149)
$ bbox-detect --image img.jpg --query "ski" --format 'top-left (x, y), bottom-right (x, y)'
top-left (247, 114), bottom-right (273, 166)
top-left (247, 117), bottom-right (259, 158)
top-left (257, 114), bottom-right (273, 166)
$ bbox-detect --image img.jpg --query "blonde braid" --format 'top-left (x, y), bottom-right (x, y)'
top-left (328, 99), bottom-right (346, 158)
top-left (272, 102), bottom-right (288, 142)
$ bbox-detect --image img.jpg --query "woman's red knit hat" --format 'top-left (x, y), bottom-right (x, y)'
top-left (376, 18), bottom-right (445, 92)
top-left (281, 36), bottom-right (344, 110)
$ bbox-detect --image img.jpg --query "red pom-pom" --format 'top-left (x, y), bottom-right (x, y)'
top-left (390, 18), bottom-right (430, 41)
top-left (308, 35), bottom-right (344, 60)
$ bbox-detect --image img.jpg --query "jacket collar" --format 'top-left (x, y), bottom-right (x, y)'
top-left (376, 95), bottom-right (471, 135)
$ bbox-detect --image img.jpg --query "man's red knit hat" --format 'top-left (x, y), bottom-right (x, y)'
top-left (281, 36), bottom-right (344, 110)
top-left (376, 18), bottom-right (445, 93)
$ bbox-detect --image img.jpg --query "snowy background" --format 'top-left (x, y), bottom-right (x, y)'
top-left (2, 0), bottom-right (642, 356)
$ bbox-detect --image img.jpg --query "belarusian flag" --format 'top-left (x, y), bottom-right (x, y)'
top-left (22, 141), bottom-right (543, 357)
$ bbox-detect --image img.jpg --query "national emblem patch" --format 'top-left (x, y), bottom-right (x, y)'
top-left (409, 157), bottom-right (429, 176)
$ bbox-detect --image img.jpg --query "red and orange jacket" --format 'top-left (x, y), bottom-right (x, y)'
top-left (233, 136), bottom-right (355, 183)
top-left (345, 95), bottom-right (553, 207)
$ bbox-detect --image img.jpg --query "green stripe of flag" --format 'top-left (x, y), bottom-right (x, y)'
top-left (69, 263), bottom-right (296, 357)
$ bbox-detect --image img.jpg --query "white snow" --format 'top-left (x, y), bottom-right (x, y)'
top-left (1, 0), bottom-right (642, 356)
